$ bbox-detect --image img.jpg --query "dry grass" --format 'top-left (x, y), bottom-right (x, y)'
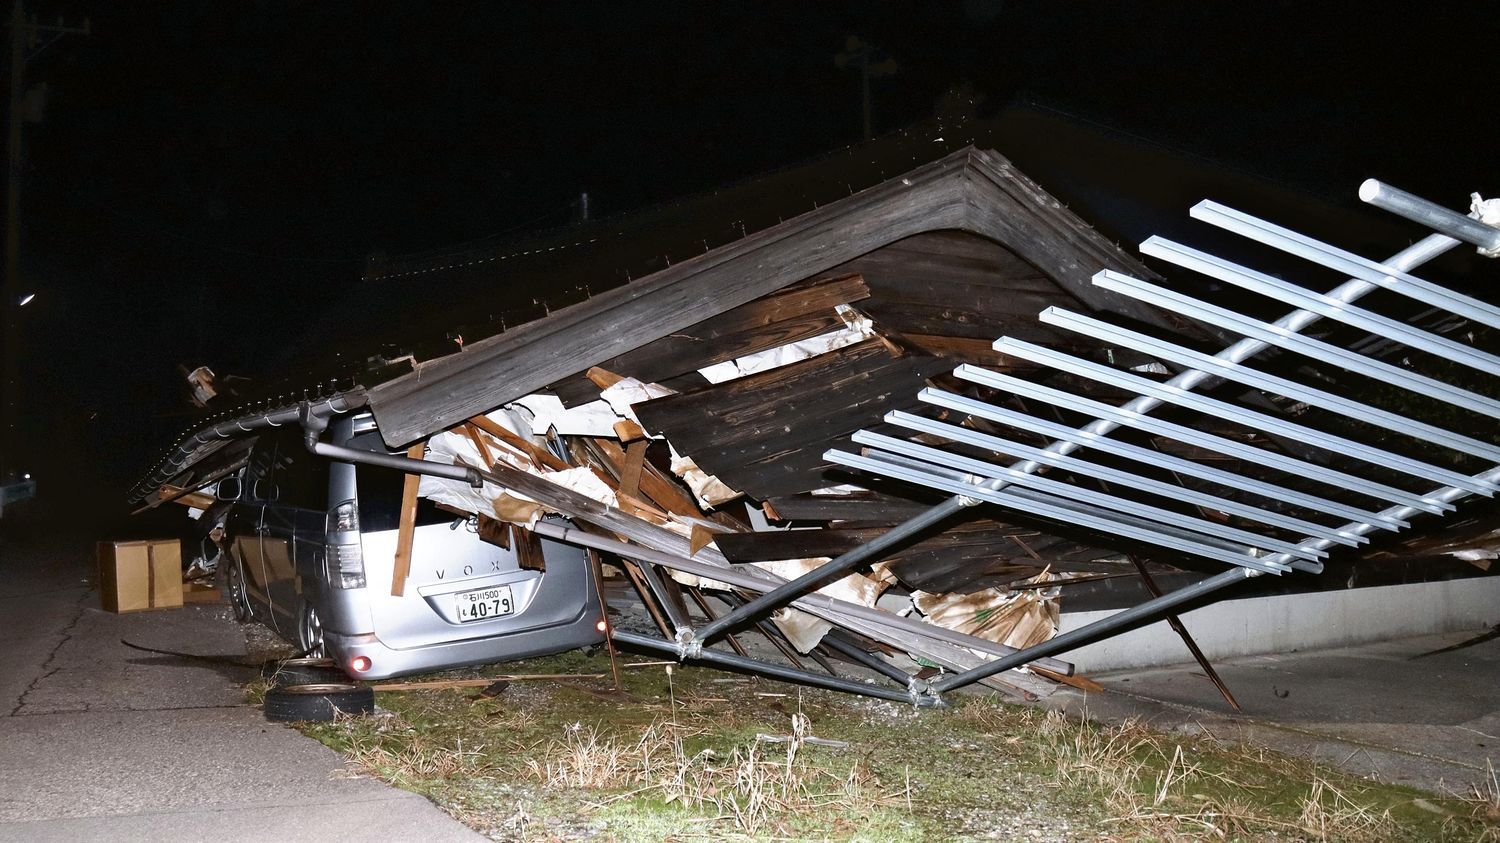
top-left (960, 704), bottom-right (1408, 841)
top-left (1297, 776), bottom-right (1397, 840)
top-left (348, 732), bottom-right (496, 786)
top-left (1458, 759), bottom-right (1500, 841)
top-left (1472, 760), bottom-right (1500, 819)
top-left (295, 654), bottom-right (1498, 841)
top-left (524, 711), bottom-right (902, 835)
top-left (242, 675), bottom-right (274, 706)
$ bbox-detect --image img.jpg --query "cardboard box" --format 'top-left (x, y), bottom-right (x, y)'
top-left (98, 540), bottom-right (184, 613)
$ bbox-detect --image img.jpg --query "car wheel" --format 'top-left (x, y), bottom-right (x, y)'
top-left (224, 555), bottom-right (253, 623)
top-left (298, 600), bottom-right (325, 658)
top-left (263, 683), bottom-right (374, 722)
top-left (261, 657), bottom-right (348, 687)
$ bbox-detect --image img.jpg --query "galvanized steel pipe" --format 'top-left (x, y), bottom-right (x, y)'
top-left (1359, 179), bottom-right (1500, 253)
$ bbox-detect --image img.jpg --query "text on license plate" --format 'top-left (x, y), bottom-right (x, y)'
top-left (455, 585), bottom-right (514, 622)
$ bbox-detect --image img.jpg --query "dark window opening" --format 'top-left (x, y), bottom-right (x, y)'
top-left (349, 432), bottom-right (465, 532)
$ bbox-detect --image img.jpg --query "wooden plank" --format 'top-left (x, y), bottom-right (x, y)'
top-left (713, 519), bottom-right (1036, 563)
top-left (462, 423), bottom-right (495, 466)
top-left (157, 484), bottom-right (216, 510)
top-left (689, 524), bottom-right (717, 557)
top-left (588, 550), bottom-right (623, 689)
top-left (634, 340), bottom-right (952, 499)
top-left (590, 438), bottom-right (704, 519)
top-left (479, 459), bottom-right (726, 566)
top-left (372, 674), bottom-right (607, 691)
top-left (548, 274), bottom-right (872, 405)
top-left (513, 524), bottom-right (546, 571)
top-left (613, 418), bottom-right (647, 442)
top-left (468, 415), bottom-right (571, 471)
top-left (620, 560), bottom-right (674, 637)
top-left (589, 273), bottom-right (871, 382)
top-left (390, 443), bottom-right (425, 597)
top-left (896, 333), bottom-right (1054, 366)
top-left (763, 491), bottom-right (937, 523)
top-left (1033, 667), bottom-right (1105, 693)
top-left (586, 367), bottom-right (626, 389)
top-left (618, 439), bottom-right (648, 500)
top-left (477, 515), bottom-right (511, 549)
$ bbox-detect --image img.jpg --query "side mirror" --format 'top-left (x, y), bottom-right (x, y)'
top-left (215, 477), bottom-right (241, 501)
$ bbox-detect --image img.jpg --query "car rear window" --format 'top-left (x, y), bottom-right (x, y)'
top-left (349, 433), bottom-right (468, 532)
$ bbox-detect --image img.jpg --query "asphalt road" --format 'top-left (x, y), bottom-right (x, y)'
top-left (0, 530), bottom-right (482, 842)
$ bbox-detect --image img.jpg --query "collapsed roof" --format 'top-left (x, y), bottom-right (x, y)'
top-left (131, 132), bottom-right (1500, 705)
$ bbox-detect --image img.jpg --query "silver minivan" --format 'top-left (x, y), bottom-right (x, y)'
top-left (219, 412), bottom-right (604, 679)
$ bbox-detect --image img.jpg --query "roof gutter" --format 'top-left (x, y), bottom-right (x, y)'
top-left (129, 388), bottom-right (485, 505)
top-left (298, 401), bottom-right (481, 489)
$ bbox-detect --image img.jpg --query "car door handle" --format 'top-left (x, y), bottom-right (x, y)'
top-left (254, 524), bottom-right (269, 534)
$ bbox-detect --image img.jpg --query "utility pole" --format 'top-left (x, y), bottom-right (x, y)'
top-left (1, 0), bottom-right (87, 481)
top-left (834, 36), bottom-right (897, 141)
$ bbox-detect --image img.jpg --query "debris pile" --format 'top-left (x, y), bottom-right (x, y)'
top-left (127, 142), bottom-right (1500, 706)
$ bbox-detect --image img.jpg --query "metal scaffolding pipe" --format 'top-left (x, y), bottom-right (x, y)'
top-left (1359, 179), bottom-right (1500, 253)
top-left (630, 550), bottom-right (692, 635)
top-left (612, 629), bottom-right (941, 706)
top-left (309, 440), bottom-right (479, 486)
top-left (529, 520), bottom-right (1075, 674)
top-left (817, 630), bottom-right (922, 689)
top-left (687, 495), bottom-right (970, 648)
top-left (930, 567), bottom-right (1257, 694)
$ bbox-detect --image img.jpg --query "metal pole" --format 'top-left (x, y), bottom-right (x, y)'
top-left (716, 590), bottom-right (811, 670)
top-left (586, 550), bottom-right (622, 691)
top-left (529, 519), bottom-right (1075, 674)
top-left (613, 628), bottom-right (939, 706)
top-left (1131, 557), bottom-right (1240, 712)
top-left (632, 556), bottom-right (691, 635)
top-left (2, 0), bottom-right (24, 476)
top-left (684, 587), bottom-right (755, 660)
top-left (680, 495), bottom-right (968, 651)
top-left (930, 567), bottom-right (1256, 694)
top-left (817, 630), bottom-right (920, 688)
top-left (0, 2), bottom-right (85, 480)
top-left (619, 561), bottom-right (673, 637)
top-left (979, 232), bottom-right (1460, 502)
top-left (1359, 179), bottom-right (1500, 253)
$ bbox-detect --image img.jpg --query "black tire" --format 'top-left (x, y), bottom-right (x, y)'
top-left (264, 683), bottom-right (375, 722)
top-left (223, 553), bottom-right (253, 623)
top-left (262, 657), bottom-right (349, 687)
top-left (297, 599), bottom-right (326, 659)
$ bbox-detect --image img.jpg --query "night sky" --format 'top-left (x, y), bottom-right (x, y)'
top-left (7, 1), bottom-right (1498, 522)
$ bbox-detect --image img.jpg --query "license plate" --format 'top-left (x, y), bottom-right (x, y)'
top-left (455, 585), bottom-right (514, 622)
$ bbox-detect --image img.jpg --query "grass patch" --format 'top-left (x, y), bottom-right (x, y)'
top-left (290, 652), bottom-right (1500, 840)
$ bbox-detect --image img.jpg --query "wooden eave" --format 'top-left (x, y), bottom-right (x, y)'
top-left (366, 147), bottom-right (1168, 447)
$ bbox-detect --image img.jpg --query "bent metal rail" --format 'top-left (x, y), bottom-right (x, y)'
top-left (613, 177), bottom-right (1500, 704)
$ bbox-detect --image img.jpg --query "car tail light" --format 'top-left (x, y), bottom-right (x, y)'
top-left (325, 499), bottom-right (365, 589)
top-left (326, 499), bottom-right (358, 533)
top-left (328, 542), bottom-right (366, 589)
top-left (349, 656), bottom-right (372, 673)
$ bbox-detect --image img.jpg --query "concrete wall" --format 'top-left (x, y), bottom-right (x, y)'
top-left (1059, 576), bottom-right (1500, 673)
